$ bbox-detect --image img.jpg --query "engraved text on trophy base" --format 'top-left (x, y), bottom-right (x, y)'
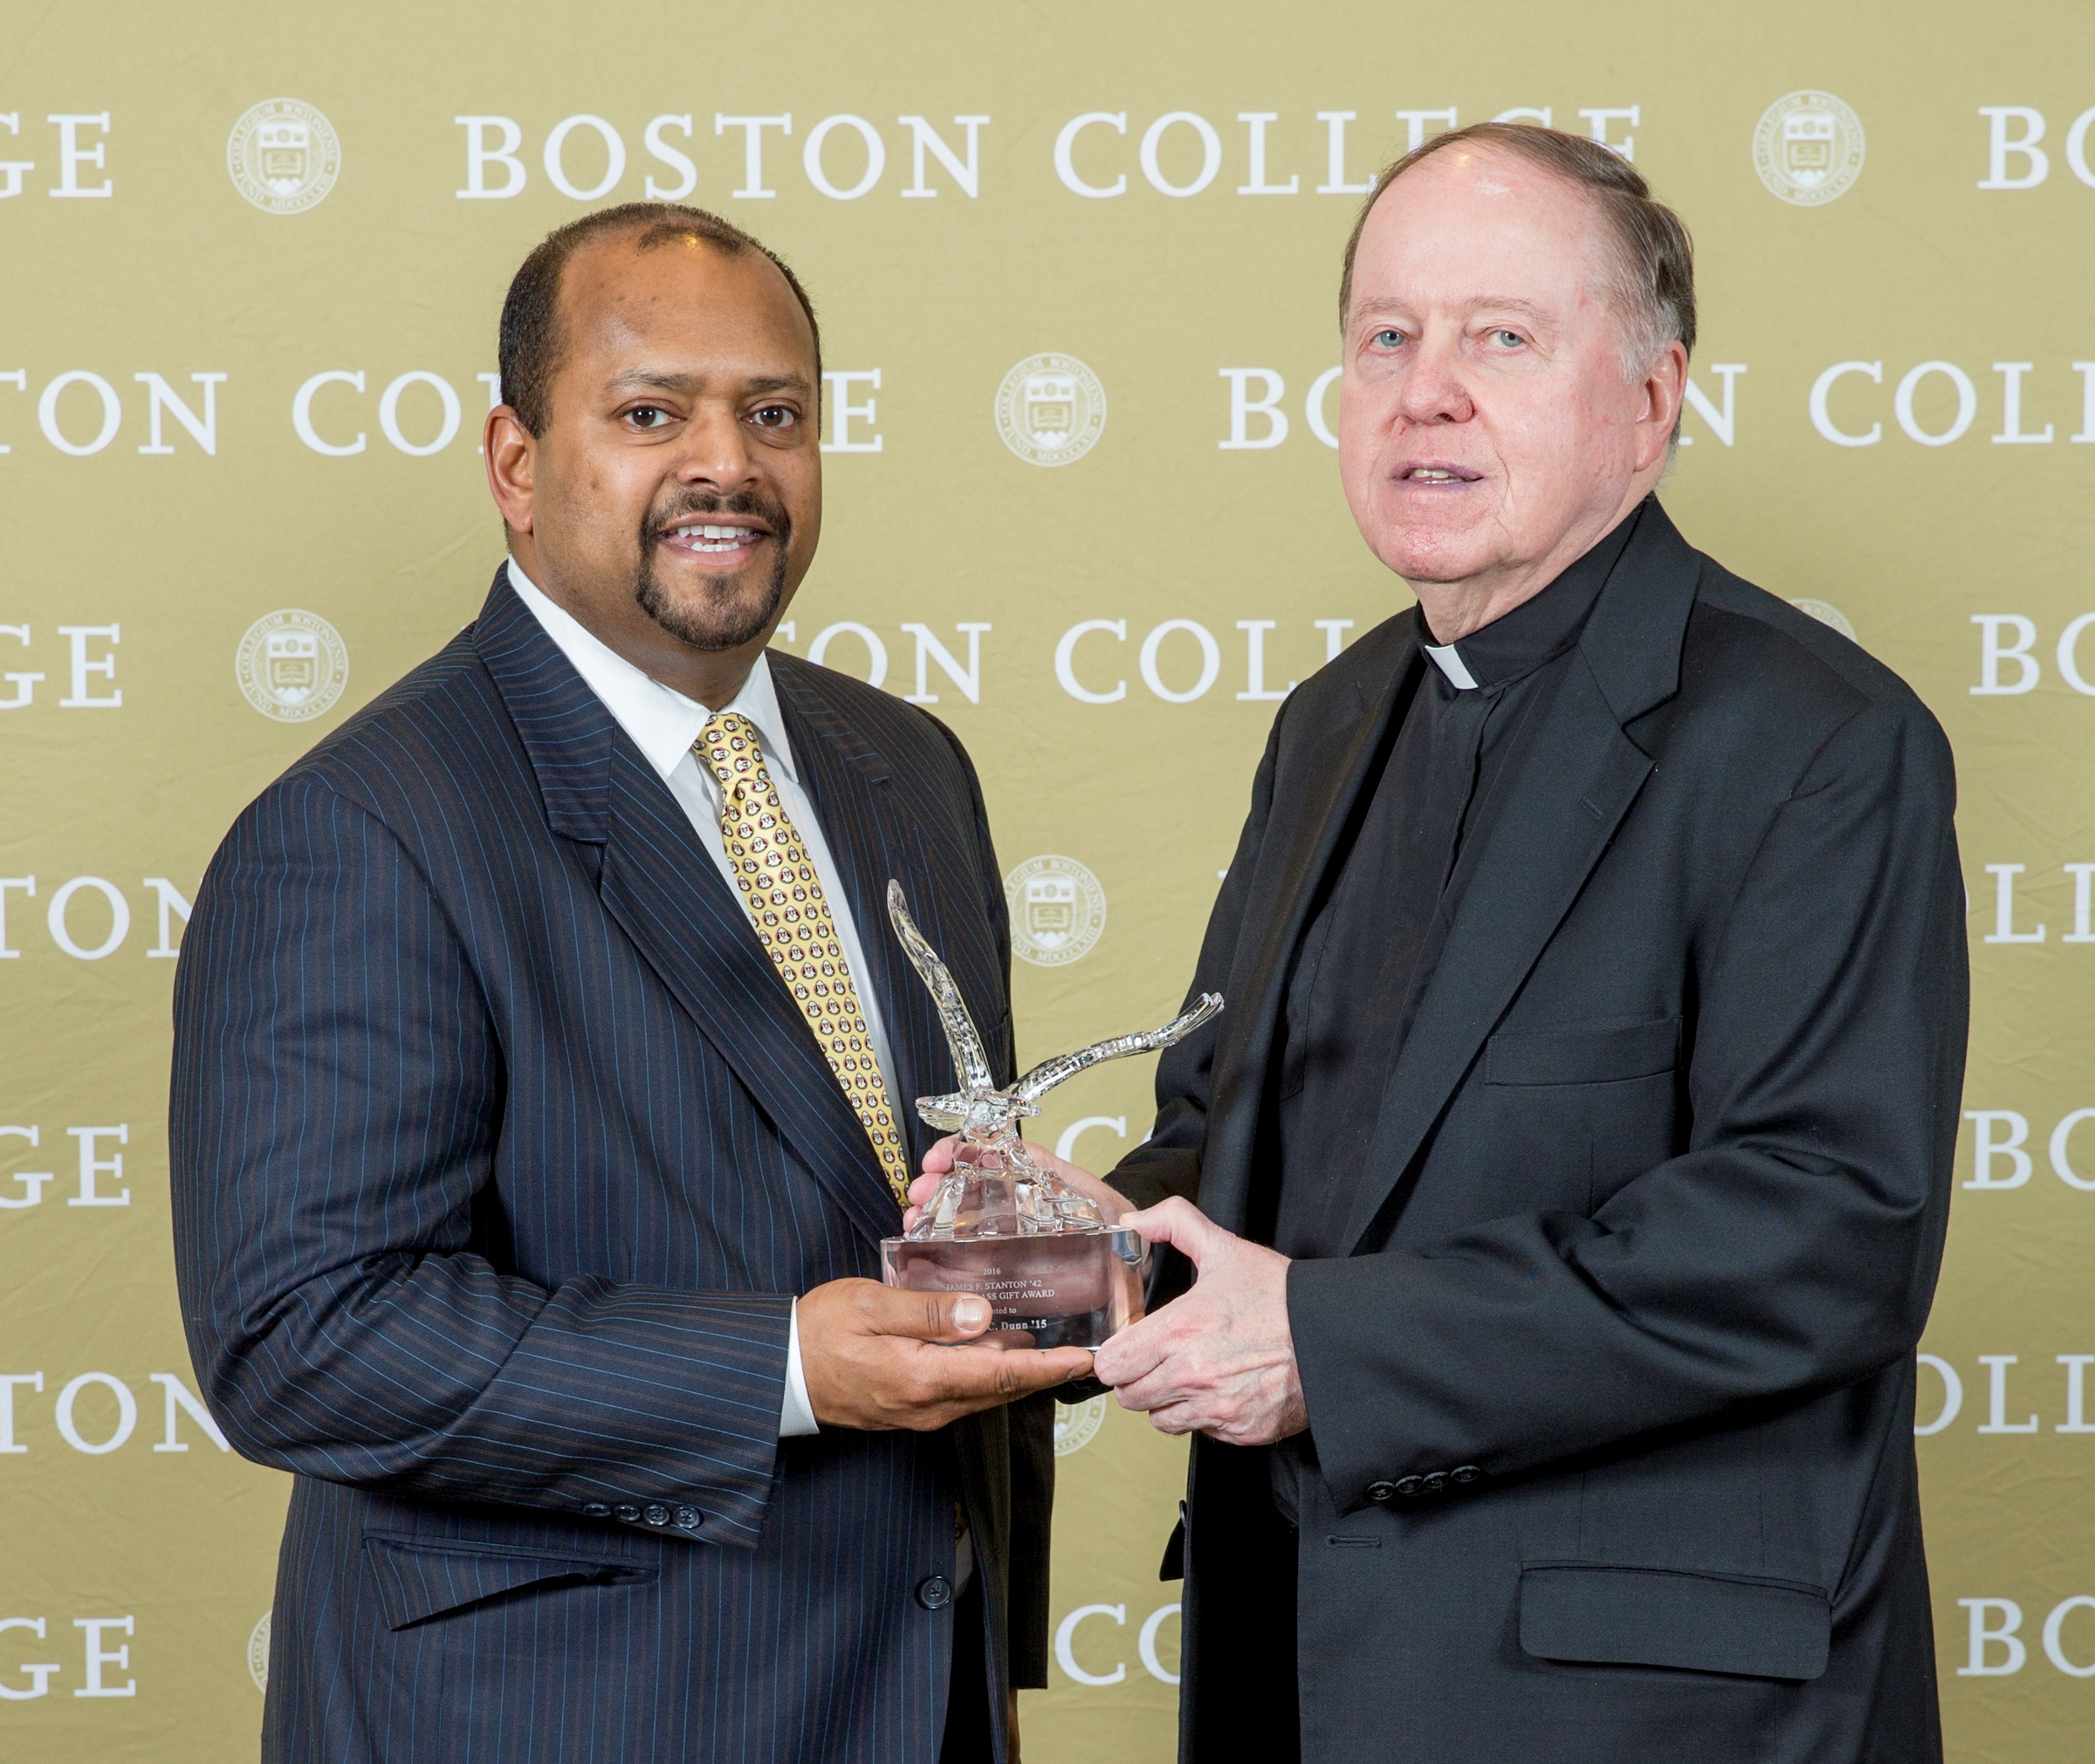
top-left (882, 1231), bottom-right (1144, 1350)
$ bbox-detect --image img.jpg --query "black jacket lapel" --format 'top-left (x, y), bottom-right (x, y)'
top-left (1334, 502), bottom-right (1703, 1253)
top-left (1337, 656), bottom-right (1653, 1252)
top-left (1198, 628), bottom-right (1421, 1235)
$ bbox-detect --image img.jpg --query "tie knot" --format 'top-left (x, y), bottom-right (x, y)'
top-left (697, 710), bottom-right (766, 792)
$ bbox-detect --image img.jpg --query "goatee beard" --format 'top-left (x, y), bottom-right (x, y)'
top-left (633, 490), bottom-right (792, 654)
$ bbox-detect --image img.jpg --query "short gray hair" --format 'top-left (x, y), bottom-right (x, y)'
top-left (1338, 121), bottom-right (1695, 383)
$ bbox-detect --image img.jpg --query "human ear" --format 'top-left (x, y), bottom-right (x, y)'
top-left (484, 407), bottom-right (539, 535)
top-left (1635, 340), bottom-right (1690, 470)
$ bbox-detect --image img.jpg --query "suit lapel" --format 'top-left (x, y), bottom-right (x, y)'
top-left (474, 576), bottom-right (903, 1246)
top-left (594, 739), bottom-right (905, 1246)
top-left (471, 567), bottom-right (620, 840)
top-left (772, 668), bottom-right (973, 1157)
top-left (1198, 631), bottom-right (1421, 1234)
top-left (1336, 650), bottom-right (1654, 1253)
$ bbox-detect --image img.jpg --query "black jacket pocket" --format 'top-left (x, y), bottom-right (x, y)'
top-left (362, 1532), bottom-right (656, 1630)
top-left (1517, 1563), bottom-right (1830, 1681)
top-left (1485, 1015), bottom-right (1681, 1087)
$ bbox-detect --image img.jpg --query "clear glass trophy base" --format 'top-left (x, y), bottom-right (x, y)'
top-left (880, 1227), bottom-right (1145, 1351)
top-left (879, 1141), bottom-right (1146, 1350)
top-left (871, 880), bottom-right (1213, 1356)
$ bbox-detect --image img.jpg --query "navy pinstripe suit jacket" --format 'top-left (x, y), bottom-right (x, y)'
top-left (170, 573), bottom-right (1053, 1764)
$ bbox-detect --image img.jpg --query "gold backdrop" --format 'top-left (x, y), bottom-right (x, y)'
top-left (2, 3), bottom-right (2091, 1758)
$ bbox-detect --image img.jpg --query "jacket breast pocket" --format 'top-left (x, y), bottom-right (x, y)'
top-left (1484, 1015), bottom-right (1680, 1088)
top-left (362, 1531), bottom-right (657, 1630)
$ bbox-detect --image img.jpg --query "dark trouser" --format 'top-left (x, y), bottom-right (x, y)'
top-left (1183, 1441), bottom-right (1301, 1764)
top-left (941, 1577), bottom-right (996, 1764)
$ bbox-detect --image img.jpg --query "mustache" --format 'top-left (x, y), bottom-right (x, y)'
top-left (631, 484), bottom-right (794, 655)
top-left (646, 486), bottom-right (792, 541)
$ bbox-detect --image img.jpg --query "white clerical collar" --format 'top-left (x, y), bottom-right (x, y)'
top-left (504, 558), bottom-right (796, 786)
top-left (1421, 642), bottom-right (1480, 691)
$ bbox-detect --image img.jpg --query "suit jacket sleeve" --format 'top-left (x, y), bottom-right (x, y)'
top-left (1107, 705), bottom-right (1288, 1214)
top-left (169, 775), bottom-right (793, 1547)
top-left (1288, 694), bottom-right (1968, 1511)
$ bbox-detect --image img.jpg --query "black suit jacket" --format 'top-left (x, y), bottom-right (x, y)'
top-left (169, 573), bottom-right (1052, 1764)
top-left (1112, 504), bottom-right (1967, 1764)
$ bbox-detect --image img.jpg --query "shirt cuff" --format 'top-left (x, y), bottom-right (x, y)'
top-left (780, 1297), bottom-right (820, 1438)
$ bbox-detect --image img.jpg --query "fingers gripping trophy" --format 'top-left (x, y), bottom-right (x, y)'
top-left (882, 882), bottom-right (1222, 1349)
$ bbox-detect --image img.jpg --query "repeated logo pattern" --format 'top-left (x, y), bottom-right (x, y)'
top-left (995, 353), bottom-right (1108, 467)
top-left (1006, 855), bottom-right (1108, 967)
top-left (1753, 91), bottom-right (1865, 206)
top-left (1790, 598), bottom-right (1858, 641)
top-left (226, 100), bottom-right (340, 214)
top-left (235, 609), bottom-right (348, 722)
top-left (697, 711), bottom-right (910, 1199)
top-left (6, 31), bottom-right (2087, 1752)
top-left (1054, 1396), bottom-right (1109, 1456)
top-left (246, 1611), bottom-right (269, 1693)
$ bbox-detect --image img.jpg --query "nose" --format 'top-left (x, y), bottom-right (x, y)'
top-left (675, 401), bottom-right (759, 491)
top-left (1396, 331), bottom-right (1474, 428)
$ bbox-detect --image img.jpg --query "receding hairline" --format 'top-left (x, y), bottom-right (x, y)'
top-left (1335, 121), bottom-right (1696, 407)
top-left (1342, 142), bottom-right (1621, 323)
top-left (551, 224), bottom-right (820, 370)
top-left (498, 202), bottom-right (823, 436)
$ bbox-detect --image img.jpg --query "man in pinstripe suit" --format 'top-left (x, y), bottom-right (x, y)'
top-left (169, 203), bottom-right (1090, 1763)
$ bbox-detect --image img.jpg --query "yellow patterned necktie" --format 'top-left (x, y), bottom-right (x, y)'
top-left (696, 710), bottom-right (910, 1203)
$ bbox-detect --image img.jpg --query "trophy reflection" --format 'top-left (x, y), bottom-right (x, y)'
top-left (880, 882), bottom-right (1222, 1349)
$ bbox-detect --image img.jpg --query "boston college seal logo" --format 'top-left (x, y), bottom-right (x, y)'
top-left (228, 100), bottom-right (341, 214)
top-left (1753, 92), bottom-right (1865, 207)
top-left (247, 1611), bottom-right (271, 1693)
top-left (1054, 1396), bottom-right (1109, 1456)
top-left (1005, 855), bottom-right (1107, 967)
top-left (237, 609), bottom-right (349, 722)
top-left (1790, 598), bottom-right (1857, 641)
top-left (995, 353), bottom-right (1107, 467)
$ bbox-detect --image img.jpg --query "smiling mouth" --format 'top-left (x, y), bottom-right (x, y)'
top-left (662, 521), bottom-right (766, 555)
top-left (1400, 464), bottom-right (1482, 484)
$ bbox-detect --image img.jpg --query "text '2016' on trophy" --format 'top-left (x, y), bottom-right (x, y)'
top-left (881, 881), bottom-right (1223, 1349)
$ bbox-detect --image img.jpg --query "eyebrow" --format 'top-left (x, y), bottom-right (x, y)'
top-left (604, 368), bottom-right (812, 396)
top-left (1352, 295), bottom-right (1555, 324)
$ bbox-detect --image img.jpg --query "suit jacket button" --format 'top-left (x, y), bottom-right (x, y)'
top-left (643, 1504), bottom-right (670, 1526)
top-left (1365, 1479), bottom-right (1398, 1504)
top-left (1422, 1471), bottom-right (1448, 1494)
top-left (1451, 1465), bottom-right (1481, 1485)
top-left (1394, 1476), bottom-right (1425, 1498)
top-left (916, 1575), bottom-right (954, 1610)
top-left (674, 1505), bottom-right (703, 1529)
top-left (581, 1502), bottom-right (611, 1519)
top-left (614, 1503), bottom-right (641, 1522)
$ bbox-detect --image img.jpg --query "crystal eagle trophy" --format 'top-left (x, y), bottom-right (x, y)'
top-left (880, 881), bottom-right (1222, 1350)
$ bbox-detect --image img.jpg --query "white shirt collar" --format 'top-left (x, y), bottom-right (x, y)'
top-left (1420, 642), bottom-right (1480, 691)
top-left (504, 559), bottom-right (797, 786)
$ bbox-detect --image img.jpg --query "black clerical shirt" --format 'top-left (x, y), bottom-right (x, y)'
top-left (1270, 504), bottom-right (1645, 1264)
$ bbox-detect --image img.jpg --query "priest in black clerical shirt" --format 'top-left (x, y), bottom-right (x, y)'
top-left (1267, 511), bottom-right (1634, 1276)
top-left (980, 125), bottom-right (1966, 1764)
top-left (1260, 509), bottom-right (1642, 1541)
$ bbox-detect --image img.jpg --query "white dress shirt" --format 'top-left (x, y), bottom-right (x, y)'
top-left (507, 559), bottom-right (905, 1440)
